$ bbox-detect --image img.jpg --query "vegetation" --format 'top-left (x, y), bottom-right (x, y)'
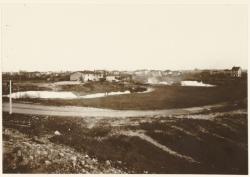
top-left (6, 81), bottom-right (247, 110)
top-left (3, 103), bottom-right (248, 174)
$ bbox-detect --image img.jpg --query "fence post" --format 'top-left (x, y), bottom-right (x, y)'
top-left (9, 80), bottom-right (12, 114)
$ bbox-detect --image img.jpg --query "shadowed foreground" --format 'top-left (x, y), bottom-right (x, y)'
top-left (3, 102), bottom-right (247, 174)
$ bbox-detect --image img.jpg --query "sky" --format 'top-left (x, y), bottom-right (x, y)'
top-left (1, 3), bottom-right (248, 72)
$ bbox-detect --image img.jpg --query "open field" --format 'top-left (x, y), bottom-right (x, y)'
top-left (4, 82), bottom-right (247, 110)
top-left (2, 101), bottom-right (247, 174)
top-left (2, 79), bottom-right (248, 174)
top-left (2, 81), bottom-right (146, 96)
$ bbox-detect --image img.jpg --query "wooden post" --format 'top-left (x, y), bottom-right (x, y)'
top-left (9, 80), bottom-right (12, 114)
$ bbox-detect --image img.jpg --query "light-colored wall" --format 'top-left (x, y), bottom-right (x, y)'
top-left (231, 68), bottom-right (242, 77)
top-left (70, 72), bottom-right (83, 81)
top-left (70, 72), bottom-right (104, 82)
top-left (106, 76), bottom-right (116, 82)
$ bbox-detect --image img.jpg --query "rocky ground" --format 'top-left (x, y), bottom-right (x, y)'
top-left (2, 100), bottom-right (248, 174)
top-left (3, 128), bottom-right (125, 173)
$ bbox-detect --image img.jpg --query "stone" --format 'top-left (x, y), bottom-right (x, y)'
top-left (23, 142), bottom-right (31, 147)
top-left (42, 151), bottom-right (48, 156)
top-left (4, 129), bottom-right (9, 134)
top-left (92, 158), bottom-right (98, 163)
top-left (80, 160), bottom-right (85, 166)
top-left (48, 154), bottom-right (52, 159)
top-left (59, 153), bottom-right (64, 157)
top-left (16, 150), bottom-right (22, 157)
top-left (117, 160), bottom-right (122, 164)
top-left (86, 158), bottom-right (93, 165)
top-left (81, 169), bottom-right (87, 173)
top-left (71, 156), bottom-right (77, 161)
top-left (45, 160), bottom-right (51, 165)
top-left (105, 160), bottom-right (111, 166)
top-left (71, 156), bottom-right (77, 167)
top-left (29, 155), bottom-right (34, 160)
top-left (54, 130), bottom-right (61, 136)
top-left (19, 158), bottom-right (29, 166)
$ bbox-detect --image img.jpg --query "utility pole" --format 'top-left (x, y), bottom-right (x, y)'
top-left (9, 80), bottom-right (12, 114)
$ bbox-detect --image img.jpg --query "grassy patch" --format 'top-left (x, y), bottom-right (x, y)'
top-left (7, 83), bottom-right (247, 110)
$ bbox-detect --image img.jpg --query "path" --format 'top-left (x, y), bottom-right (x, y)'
top-left (121, 130), bottom-right (199, 163)
top-left (2, 102), bottom-right (225, 118)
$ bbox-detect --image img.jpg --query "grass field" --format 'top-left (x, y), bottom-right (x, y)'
top-left (6, 82), bottom-right (247, 110)
top-left (2, 79), bottom-right (248, 173)
top-left (2, 81), bottom-right (146, 96)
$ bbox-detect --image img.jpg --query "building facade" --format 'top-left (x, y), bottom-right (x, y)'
top-left (231, 67), bottom-right (242, 77)
top-left (70, 71), bottom-right (104, 82)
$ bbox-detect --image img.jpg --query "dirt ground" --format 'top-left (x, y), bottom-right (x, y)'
top-left (2, 101), bottom-right (248, 174)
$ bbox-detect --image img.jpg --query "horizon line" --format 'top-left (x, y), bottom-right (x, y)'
top-left (2, 67), bottom-right (248, 73)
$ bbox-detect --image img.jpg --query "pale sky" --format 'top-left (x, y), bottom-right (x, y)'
top-left (1, 3), bottom-right (248, 72)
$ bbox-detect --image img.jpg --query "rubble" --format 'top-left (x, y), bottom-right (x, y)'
top-left (3, 128), bottom-right (125, 174)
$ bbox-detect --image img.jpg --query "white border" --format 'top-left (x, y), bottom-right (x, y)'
top-left (0, 0), bottom-right (248, 177)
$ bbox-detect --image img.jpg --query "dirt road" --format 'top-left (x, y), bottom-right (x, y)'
top-left (2, 102), bottom-right (225, 118)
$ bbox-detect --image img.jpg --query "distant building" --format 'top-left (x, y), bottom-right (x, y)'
top-left (163, 70), bottom-right (172, 75)
top-left (172, 71), bottom-right (182, 76)
top-left (116, 74), bottom-right (132, 82)
top-left (70, 71), bottom-right (104, 82)
top-left (150, 70), bottom-right (163, 77)
top-left (70, 72), bottom-right (83, 81)
top-left (210, 70), bottom-right (221, 75)
top-left (219, 69), bottom-right (232, 77)
top-left (223, 69), bottom-right (231, 75)
top-left (82, 71), bottom-right (104, 82)
top-left (95, 70), bottom-right (107, 75)
top-left (231, 66), bottom-right (242, 77)
top-left (110, 70), bottom-right (120, 75)
top-left (134, 70), bottom-right (150, 75)
top-left (27, 71), bottom-right (42, 78)
top-left (106, 75), bottom-right (117, 82)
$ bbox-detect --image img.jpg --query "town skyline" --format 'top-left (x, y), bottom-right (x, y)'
top-left (2, 65), bottom-right (248, 73)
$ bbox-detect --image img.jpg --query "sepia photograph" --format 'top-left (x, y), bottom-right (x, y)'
top-left (1, 1), bottom-right (248, 174)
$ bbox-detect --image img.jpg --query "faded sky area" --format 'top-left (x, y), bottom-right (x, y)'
top-left (1, 3), bottom-right (248, 71)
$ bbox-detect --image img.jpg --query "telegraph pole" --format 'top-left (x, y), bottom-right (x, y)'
top-left (9, 80), bottom-right (12, 114)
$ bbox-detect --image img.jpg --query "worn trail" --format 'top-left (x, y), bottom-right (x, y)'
top-left (2, 102), bottom-right (225, 118)
top-left (121, 130), bottom-right (199, 163)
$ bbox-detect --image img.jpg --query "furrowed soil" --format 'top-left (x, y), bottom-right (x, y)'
top-left (2, 101), bottom-right (247, 174)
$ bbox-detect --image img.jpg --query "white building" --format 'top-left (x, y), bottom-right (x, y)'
top-left (70, 71), bottom-right (104, 82)
top-left (106, 75), bottom-right (117, 82)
